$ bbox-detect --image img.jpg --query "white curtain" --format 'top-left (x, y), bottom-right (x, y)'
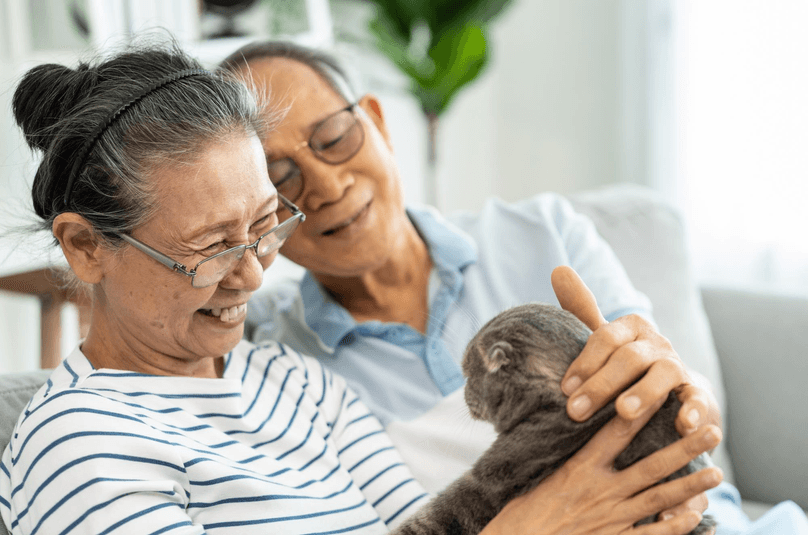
top-left (673, 0), bottom-right (808, 290)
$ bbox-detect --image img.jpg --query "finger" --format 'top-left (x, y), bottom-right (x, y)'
top-left (627, 466), bottom-right (722, 529)
top-left (658, 492), bottom-right (709, 523)
top-left (673, 385), bottom-right (711, 436)
top-left (574, 396), bottom-right (668, 467)
top-left (629, 510), bottom-right (703, 535)
top-left (551, 265), bottom-right (608, 330)
top-left (568, 340), bottom-right (660, 421)
top-left (562, 320), bottom-right (637, 399)
top-left (614, 356), bottom-right (688, 420)
top-left (629, 425), bottom-right (723, 489)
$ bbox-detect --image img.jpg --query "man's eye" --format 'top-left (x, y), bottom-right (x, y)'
top-left (267, 158), bottom-right (299, 187)
top-left (316, 134), bottom-right (345, 152)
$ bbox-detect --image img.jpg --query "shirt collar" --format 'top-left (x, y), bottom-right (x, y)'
top-left (299, 205), bottom-right (478, 350)
top-left (407, 204), bottom-right (477, 274)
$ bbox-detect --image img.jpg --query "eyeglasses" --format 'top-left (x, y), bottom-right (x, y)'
top-left (266, 103), bottom-right (365, 201)
top-left (116, 195), bottom-right (305, 288)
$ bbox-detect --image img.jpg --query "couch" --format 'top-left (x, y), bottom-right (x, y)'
top-left (0, 185), bottom-right (805, 535)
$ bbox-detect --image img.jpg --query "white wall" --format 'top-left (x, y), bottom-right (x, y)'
top-left (433, 0), bottom-right (666, 214)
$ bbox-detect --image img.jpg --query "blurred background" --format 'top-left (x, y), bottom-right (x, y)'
top-left (1, 0), bottom-right (807, 372)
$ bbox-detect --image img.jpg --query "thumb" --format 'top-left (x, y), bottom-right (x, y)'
top-left (551, 266), bottom-right (608, 330)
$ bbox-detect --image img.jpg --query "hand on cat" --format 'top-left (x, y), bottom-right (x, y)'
top-left (480, 399), bottom-right (723, 535)
top-left (550, 266), bottom-right (721, 437)
top-left (550, 265), bottom-right (721, 530)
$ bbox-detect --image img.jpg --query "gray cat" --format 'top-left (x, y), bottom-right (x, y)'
top-left (394, 302), bottom-right (715, 535)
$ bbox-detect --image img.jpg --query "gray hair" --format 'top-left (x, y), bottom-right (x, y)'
top-left (13, 39), bottom-right (276, 245)
top-left (218, 40), bottom-right (357, 104)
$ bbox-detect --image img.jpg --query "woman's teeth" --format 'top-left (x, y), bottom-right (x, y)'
top-left (202, 304), bottom-right (247, 323)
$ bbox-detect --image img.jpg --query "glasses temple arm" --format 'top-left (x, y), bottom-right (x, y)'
top-left (117, 233), bottom-right (192, 274)
top-left (278, 194), bottom-right (305, 220)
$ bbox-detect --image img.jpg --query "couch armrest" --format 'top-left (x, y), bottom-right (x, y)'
top-left (700, 286), bottom-right (808, 510)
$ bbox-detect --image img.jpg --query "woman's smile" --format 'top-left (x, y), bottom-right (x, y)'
top-left (197, 303), bottom-right (248, 323)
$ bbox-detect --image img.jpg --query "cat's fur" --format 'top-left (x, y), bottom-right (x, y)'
top-left (394, 302), bottom-right (715, 535)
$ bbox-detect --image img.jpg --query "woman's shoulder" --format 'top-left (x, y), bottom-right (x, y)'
top-left (231, 339), bottom-right (339, 386)
top-left (232, 340), bottom-right (350, 410)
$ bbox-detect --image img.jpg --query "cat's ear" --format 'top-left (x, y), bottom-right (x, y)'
top-left (485, 341), bottom-right (512, 373)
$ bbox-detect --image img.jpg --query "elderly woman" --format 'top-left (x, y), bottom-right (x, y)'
top-left (0, 43), bottom-right (720, 535)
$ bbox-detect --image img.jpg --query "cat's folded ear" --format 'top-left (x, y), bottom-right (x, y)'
top-left (486, 341), bottom-right (512, 373)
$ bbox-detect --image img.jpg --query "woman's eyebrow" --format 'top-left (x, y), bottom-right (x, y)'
top-left (184, 195), bottom-right (278, 241)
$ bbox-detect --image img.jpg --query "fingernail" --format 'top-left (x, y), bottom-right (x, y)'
top-left (702, 427), bottom-right (721, 447)
top-left (660, 512), bottom-right (673, 521)
top-left (687, 409), bottom-right (700, 427)
top-left (562, 375), bottom-right (582, 396)
top-left (569, 395), bottom-right (591, 418)
top-left (623, 395), bottom-right (641, 415)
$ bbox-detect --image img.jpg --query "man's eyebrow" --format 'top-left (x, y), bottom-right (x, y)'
top-left (184, 195), bottom-right (278, 241)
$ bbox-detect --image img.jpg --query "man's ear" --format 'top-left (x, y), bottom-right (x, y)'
top-left (358, 94), bottom-right (394, 150)
top-left (52, 213), bottom-right (110, 285)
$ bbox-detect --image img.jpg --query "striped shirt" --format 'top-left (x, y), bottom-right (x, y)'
top-left (0, 341), bottom-right (429, 534)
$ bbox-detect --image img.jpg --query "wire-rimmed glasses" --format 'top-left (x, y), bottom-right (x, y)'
top-left (265, 103), bottom-right (365, 201)
top-left (117, 195), bottom-right (305, 288)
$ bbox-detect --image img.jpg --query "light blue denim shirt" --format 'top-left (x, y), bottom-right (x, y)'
top-left (247, 193), bottom-right (652, 427)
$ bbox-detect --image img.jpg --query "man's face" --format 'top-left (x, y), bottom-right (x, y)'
top-left (243, 58), bottom-right (411, 278)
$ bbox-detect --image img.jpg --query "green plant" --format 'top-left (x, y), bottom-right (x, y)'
top-left (366, 0), bottom-right (514, 205)
top-left (368, 0), bottom-right (513, 116)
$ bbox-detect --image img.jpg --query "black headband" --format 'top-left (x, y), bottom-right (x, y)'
top-left (62, 68), bottom-right (212, 208)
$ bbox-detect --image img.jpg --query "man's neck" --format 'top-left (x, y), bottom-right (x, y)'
top-left (316, 227), bottom-right (433, 333)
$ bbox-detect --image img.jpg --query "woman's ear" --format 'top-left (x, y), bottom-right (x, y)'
top-left (52, 213), bottom-right (110, 285)
top-left (358, 94), bottom-right (394, 150)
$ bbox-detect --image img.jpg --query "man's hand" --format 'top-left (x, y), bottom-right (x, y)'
top-left (480, 401), bottom-right (723, 535)
top-left (550, 266), bottom-right (721, 434)
top-left (550, 265), bottom-right (722, 530)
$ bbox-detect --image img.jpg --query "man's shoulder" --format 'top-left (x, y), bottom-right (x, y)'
top-left (445, 192), bottom-right (576, 231)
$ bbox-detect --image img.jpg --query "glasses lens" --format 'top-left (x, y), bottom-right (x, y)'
top-left (256, 213), bottom-right (302, 257)
top-left (266, 158), bottom-right (303, 201)
top-left (192, 247), bottom-right (245, 288)
top-left (310, 108), bottom-right (364, 164)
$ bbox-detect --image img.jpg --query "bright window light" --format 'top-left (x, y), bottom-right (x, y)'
top-left (675, 0), bottom-right (808, 290)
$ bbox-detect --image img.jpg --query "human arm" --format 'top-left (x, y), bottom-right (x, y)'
top-left (1, 392), bottom-right (204, 535)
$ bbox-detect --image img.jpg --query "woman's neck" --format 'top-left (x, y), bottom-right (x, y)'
top-left (81, 315), bottom-right (224, 378)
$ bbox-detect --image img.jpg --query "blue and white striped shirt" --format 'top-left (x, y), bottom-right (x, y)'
top-left (0, 341), bottom-right (429, 534)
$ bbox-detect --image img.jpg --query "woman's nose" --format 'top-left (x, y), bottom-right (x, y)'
top-left (221, 248), bottom-right (264, 292)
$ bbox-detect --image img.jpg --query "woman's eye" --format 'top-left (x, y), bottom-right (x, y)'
top-left (201, 241), bottom-right (227, 255)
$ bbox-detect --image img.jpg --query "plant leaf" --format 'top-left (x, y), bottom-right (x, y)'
top-left (415, 23), bottom-right (489, 115)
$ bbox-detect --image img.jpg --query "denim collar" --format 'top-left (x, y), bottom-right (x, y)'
top-left (300, 205), bottom-right (478, 350)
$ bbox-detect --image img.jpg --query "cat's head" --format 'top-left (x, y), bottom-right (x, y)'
top-left (462, 302), bottom-right (591, 432)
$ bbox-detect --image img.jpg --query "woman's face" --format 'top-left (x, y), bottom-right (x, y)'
top-left (96, 134), bottom-right (279, 372)
top-left (243, 57), bottom-right (410, 278)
